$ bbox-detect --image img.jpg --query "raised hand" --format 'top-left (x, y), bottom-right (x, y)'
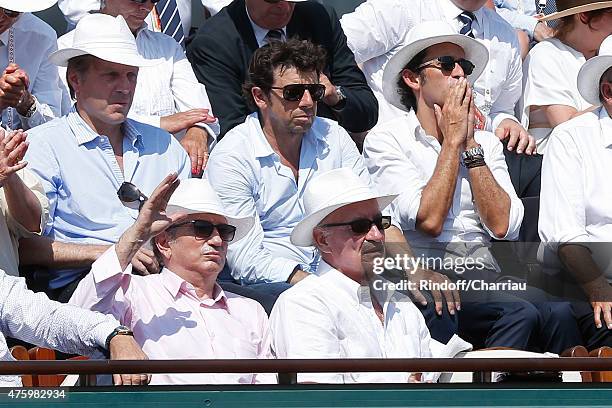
top-left (0, 129), bottom-right (28, 187)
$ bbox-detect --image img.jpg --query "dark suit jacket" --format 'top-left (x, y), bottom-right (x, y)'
top-left (186, 0), bottom-right (378, 137)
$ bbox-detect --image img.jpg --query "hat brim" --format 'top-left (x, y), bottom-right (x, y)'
top-left (0, 0), bottom-right (57, 12)
top-left (290, 194), bottom-right (398, 247)
top-left (578, 55), bottom-right (612, 105)
top-left (166, 205), bottom-right (255, 244)
top-left (49, 47), bottom-right (162, 68)
top-left (539, 1), bottom-right (612, 21)
top-left (382, 34), bottom-right (489, 113)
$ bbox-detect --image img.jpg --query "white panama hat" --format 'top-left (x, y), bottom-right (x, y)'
top-left (578, 35), bottom-right (612, 106)
top-left (0, 0), bottom-right (57, 12)
top-left (49, 14), bottom-right (160, 68)
top-left (291, 168), bottom-right (398, 247)
top-left (382, 21), bottom-right (489, 113)
top-left (166, 178), bottom-right (255, 244)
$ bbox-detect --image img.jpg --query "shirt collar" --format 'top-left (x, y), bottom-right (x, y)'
top-left (0, 28), bottom-right (8, 47)
top-left (159, 267), bottom-right (228, 305)
top-left (67, 106), bottom-right (143, 147)
top-left (248, 113), bottom-right (327, 159)
top-left (245, 4), bottom-right (286, 47)
top-left (600, 107), bottom-right (612, 148)
top-left (441, 0), bottom-right (479, 24)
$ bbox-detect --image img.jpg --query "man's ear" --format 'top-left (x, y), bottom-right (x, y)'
top-left (313, 228), bottom-right (332, 255)
top-left (155, 232), bottom-right (172, 262)
top-left (601, 81), bottom-right (612, 103)
top-left (252, 87), bottom-right (268, 110)
top-left (402, 68), bottom-right (421, 92)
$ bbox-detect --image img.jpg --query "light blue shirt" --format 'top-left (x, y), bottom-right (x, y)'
top-left (24, 108), bottom-right (190, 288)
top-left (205, 113), bottom-right (370, 284)
top-left (494, 0), bottom-right (539, 38)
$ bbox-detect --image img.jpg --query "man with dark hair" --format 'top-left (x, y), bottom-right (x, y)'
top-left (187, 0), bottom-right (378, 140)
top-left (363, 21), bottom-right (582, 353)
top-left (206, 39), bottom-right (460, 322)
top-left (19, 14), bottom-right (190, 302)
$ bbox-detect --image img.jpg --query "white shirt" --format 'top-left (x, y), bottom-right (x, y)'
top-left (0, 268), bottom-right (118, 387)
top-left (58, 0), bottom-right (195, 36)
top-left (246, 6), bottom-right (287, 48)
top-left (520, 38), bottom-right (590, 154)
top-left (270, 260), bottom-right (433, 384)
top-left (539, 107), bottom-right (612, 279)
top-left (340, 0), bottom-right (522, 131)
top-left (205, 113), bottom-right (371, 284)
top-left (0, 14), bottom-right (63, 130)
top-left (363, 111), bottom-right (523, 269)
top-left (57, 25), bottom-right (220, 142)
top-left (0, 169), bottom-right (48, 277)
top-left (494, 0), bottom-right (538, 38)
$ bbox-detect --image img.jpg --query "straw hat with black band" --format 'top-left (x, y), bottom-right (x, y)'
top-left (539, 0), bottom-right (612, 21)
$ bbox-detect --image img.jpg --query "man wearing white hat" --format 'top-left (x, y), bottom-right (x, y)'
top-left (70, 174), bottom-right (275, 385)
top-left (363, 21), bottom-right (582, 353)
top-left (19, 14), bottom-right (190, 302)
top-left (0, 0), bottom-right (63, 130)
top-left (540, 34), bottom-right (612, 349)
top-left (270, 168), bottom-right (441, 383)
top-left (57, 0), bottom-right (220, 177)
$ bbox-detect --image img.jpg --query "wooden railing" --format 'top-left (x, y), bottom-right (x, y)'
top-left (2, 358), bottom-right (612, 385)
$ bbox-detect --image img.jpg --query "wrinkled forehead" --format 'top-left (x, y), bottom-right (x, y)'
top-left (320, 199), bottom-right (381, 225)
top-left (422, 42), bottom-right (466, 60)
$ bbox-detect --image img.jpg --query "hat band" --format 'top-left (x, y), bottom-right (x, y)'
top-left (556, 0), bottom-right (611, 12)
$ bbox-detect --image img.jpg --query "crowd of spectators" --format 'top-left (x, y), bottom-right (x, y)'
top-left (1, 0), bottom-right (612, 386)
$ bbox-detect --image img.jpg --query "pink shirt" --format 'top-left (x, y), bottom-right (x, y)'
top-left (69, 247), bottom-right (275, 385)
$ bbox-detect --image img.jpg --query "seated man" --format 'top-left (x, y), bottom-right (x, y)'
top-left (363, 21), bottom-right (581, 353)
top-left (0, 0), bottom-right (63, 130)
top-left (70, 175), bottom-right (274, 385)
top-left (206, 39), bottom-right (459, 335)
top-left (187, 0), bottom-right (378, 139)
top-left (0, 128), bottom-right (48, 276)
top-left (270, 168), bottom-right (435, 383)
top-left (20, 14), bottom-right (190, 302)
top-left (57, 0), bottom-right (219, 176)
top-left (539, 34), bottom-right (612, 350)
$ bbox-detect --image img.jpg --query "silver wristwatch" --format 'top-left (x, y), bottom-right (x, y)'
top-left (332, 85), bottom-right (347, 110)
top-left (461, 145), bottom-right (484, 161)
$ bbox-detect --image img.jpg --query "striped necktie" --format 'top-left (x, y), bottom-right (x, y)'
top-left (155, 0), bottom-right (185, 48)
top-left (458, 11), bottom-right (475, 38)
top-left (264, 29), bottom-right (284, 46)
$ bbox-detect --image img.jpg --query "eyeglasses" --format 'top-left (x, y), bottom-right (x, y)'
top-left (1, 8), bottom-right (21, 18)
top-left (415, 56), bottom-right (475, 76)
top-left (270, 84), bottom-right (326, 102)
top-left (117, 182), bottom-right (148, 211)
top-left (130, 0), bottom-right (161, 4)
top-left (319, 215), bottom-right (392, 235)
top-left (169, 220), bottom-right (237, 242)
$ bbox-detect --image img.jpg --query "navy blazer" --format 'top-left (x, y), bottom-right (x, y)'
top-left (186, 0), bottom-right (378, 138)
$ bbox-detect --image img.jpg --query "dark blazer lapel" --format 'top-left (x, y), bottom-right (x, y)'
top-left (228, 0), bottom-right (259, 53)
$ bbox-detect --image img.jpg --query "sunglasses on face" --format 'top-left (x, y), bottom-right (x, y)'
top-left (130, 0), bottom-right (161, 4)
top-left (170, 220), bottom-right (237, 242)
top-left (320, 215), bottom-right (392, 235)
top-left (1, 8), bottom-right (20, 18)
top-left (416, 56), bottom-right (475, 76)
top-left (117, 182), bottom-right (148, 211)
top-left (263, 0), bottom-right (285, 3)
top-left (270, 83), bottom-right (326, 102)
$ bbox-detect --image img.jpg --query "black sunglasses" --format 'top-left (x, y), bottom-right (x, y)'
top-left (263, 0), bottom-right (284, 3)
top-left (130, 0), bottom-right (161, 4)
top-left (1, 8), bottom-right (20, 18)
top-left (117, 182), bottom-right (148, 211)
top-left (320, 215), bottom-right (392, 235)
top-left (270, 84), bottom-right (326, 102)
top-left (169, 220), bottom-right (237, 242)
top-left (416, 56), bottom-right (475, 76)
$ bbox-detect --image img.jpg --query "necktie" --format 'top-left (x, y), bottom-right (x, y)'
top-left (155, 0), bottom-right (185, 48)
top-left (458, 11), bottom-right (475, 38)
top-left (264, 29), bottom-right (284, 45)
